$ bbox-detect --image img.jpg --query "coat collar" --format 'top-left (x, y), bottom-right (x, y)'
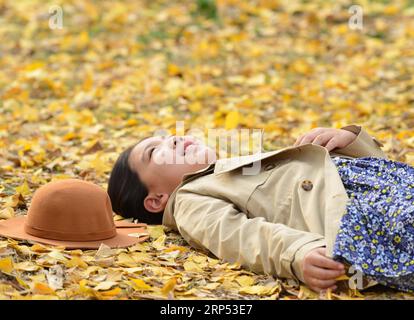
top-left (212, 144), bottom-right (306, 175)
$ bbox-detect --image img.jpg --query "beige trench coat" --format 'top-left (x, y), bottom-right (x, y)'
top-left (162, 125), bottom-right (388, 283)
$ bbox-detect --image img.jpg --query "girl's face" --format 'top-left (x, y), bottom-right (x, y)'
top-left (129, 135), bottom-right (217, 195)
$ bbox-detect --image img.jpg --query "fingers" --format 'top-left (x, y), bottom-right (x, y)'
top-left (293, 135), bottom-right (304, 147)
top-left (293, 128), bottom-right (334, 147)
top-left (311, 133), bottom-right (332, 147)
top-left (306, 265), bottom-right (345, 280)
top-left (300, 131), bottom-right (321, 144)
top-left (313, 254), bottom-right (345, 270)
top-left (294, 134), bottom-right (314, 147)
top-left (313, 248), bottom-right (345, 270)
top-left (303, 258), bottom-right (344, 292)
top-left (305, 267), bottom-right (342, 292)
top-left (294, 128), bottom-right (324, 146)
top-left (324, 137), bottom-right (339, 152)
top-left (294, 132), bottom-right (309, 146)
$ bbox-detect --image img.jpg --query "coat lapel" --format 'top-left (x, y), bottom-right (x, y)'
top-left (213, 143), bottom-right (326, 175)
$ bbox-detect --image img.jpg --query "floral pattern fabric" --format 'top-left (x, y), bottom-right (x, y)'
top-left (331, 156), bottom-right (414, 292)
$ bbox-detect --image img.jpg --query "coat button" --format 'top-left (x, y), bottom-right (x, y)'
top-left (301, 180), bottom-right (313, 191)
top-left (264, 163), bottom-right (276, 171)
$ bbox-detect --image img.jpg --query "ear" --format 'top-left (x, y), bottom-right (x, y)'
top-left (143, 192), bottom-right (169, 213)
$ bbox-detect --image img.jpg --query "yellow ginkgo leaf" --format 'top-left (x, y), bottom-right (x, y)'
top-left (32, 282), bottom-right (55, 295)
top-left (117, 252), bottom-right (137, 265)
top-left (161, 277), bottom-right (177, 296)
top-left (147, 225), bottom-right (165, 239)
top-left (14, 261), bottom-right (40, 272)
top-left (183, 261), bottom-right (203, 272)
top-left (298, 285), bottom-right (319, 300)
top-left (152, 235), bottom-right (166, 250)
top-left (94, 281), bottom-right (118, 291)
top-left (335, 274), bottom-right (350, 281)
top-left (203, 282), bottom-right (220, 290)
top-left (0, 207), bottom-right (15, 219)
top-left (30, 295), bottom-right (59, 300)
top-left (30, 244), bottom-right (50, 253)
top-left (4, 194), bottom-right (25, 208)
top-left (188, 101), bottom-right (202, 113)
top-left (164, 245), bottom-right (189, 253)
top-left (78, 279), bottom-right (94, 296)
top-left (65, 256), bottom-right (88, 269)
top-left (235, 275), bottom-right (255, 287)
top-left (239, 285), bottom-right (274, 295)
top-left (225, 111), bottom-right (239, 130)
top-left (167, 63), bottom-right (181, 76)
top-left (0, 257), bottom-right (14, 274)
top-left (82, 71), bottom-right (93, 91)
top-left (130, 278), bottom-right (152, 291)
top-left (100, 287), bottom-right (122, 297)
top-left (15, 181), bottom-right (31, 196)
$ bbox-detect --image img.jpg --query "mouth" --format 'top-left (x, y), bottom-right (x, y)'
top-left (183, 140), bottom-right (194, 155)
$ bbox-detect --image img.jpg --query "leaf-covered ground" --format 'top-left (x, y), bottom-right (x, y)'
top-left (1, 0), bottom-right (414, 300)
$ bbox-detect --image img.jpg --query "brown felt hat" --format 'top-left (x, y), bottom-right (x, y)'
top-left (0, 179), bottom-right (149, 249)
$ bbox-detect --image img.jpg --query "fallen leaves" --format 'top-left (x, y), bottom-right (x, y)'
top-left (0, 232), bottom-right (290, 300)
top-left (1, 0), bottom-right (414, 300)
top-left (239, 285), bottom-right (279, 296)
top-left (183, 261), bottom-right (204, 272)
top-left (3, 194), bottom-right (26, 210)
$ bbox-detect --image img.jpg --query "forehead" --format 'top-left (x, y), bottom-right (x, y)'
top-left (129, 136), bottom-right (161, 164)
top-left (136, 136), bottom-right (160, 150)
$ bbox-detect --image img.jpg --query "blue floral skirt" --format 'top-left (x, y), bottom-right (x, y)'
top-left (331, 156), bottom-right (414, 292)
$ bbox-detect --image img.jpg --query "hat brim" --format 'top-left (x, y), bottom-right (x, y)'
top-left (0, 216), bottom-right (150, 250)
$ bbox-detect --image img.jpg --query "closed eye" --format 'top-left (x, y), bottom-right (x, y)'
top-left (149, 147), bottom-right (155, 159)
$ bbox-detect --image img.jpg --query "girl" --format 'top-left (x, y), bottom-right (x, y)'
top-left (108, 124), bottom-right (414, 293)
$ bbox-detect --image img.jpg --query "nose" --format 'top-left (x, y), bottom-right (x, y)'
top-left (169, 135), bottom-right (183, 149)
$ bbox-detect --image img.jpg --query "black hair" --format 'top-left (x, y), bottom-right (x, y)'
top-left (107, 142), bottom-right (164, 224)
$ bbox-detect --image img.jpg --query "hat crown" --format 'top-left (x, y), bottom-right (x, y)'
top-left (25, 179), bottom-right (116, 241)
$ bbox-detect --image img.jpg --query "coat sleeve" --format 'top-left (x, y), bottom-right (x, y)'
top-left (332, 124), bottom-right (388, 159)
top-left (173, 190), bottom-right (326, 283)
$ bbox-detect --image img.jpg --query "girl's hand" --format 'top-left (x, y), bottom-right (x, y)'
top-left (302, 247), bottom-right (346, 292)
top-left (294, 128), bottom-right (357, 152)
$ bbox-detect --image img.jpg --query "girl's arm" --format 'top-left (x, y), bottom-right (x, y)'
top-left (173, 190), bottom-right (335, 286)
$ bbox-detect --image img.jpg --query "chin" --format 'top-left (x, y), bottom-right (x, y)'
top-left (198, 147), bottom-right (217, 164)
top-left (186, 147), bottom-right (216, 165)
